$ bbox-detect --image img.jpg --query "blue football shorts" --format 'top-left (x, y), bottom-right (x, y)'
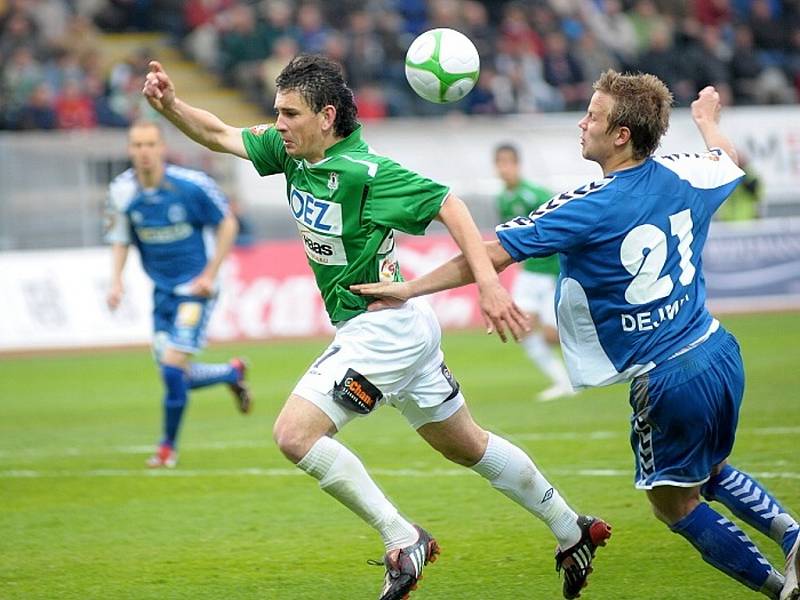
top-left (152, 288), bottom-right (216, 358)
top-left (628, 328), bottom-right (745, 490)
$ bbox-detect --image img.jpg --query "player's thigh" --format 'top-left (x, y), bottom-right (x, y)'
top-left (292, 300), bottom-right (438, 432)
top-left (272, 393), bottom-right (339, 462)
top-left (153, 291), bottom-right (215, 358)
top-left (629, 331), bottom-right (744, 490)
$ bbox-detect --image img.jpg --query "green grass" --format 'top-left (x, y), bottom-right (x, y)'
top-left (1, 312), bottom-right (799, 599)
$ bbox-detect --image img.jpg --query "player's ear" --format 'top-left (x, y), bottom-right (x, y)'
top-left (615, 125), bottom-right (632, 148)
top-left (320, 105), bottom-right (337, 134)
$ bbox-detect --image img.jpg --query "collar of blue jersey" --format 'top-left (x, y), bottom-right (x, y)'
top-left (322, 124), bottom-right (365, 158)
top-left (606, 157), bottom-right (649, 177)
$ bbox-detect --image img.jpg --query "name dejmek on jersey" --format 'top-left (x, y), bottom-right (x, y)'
top-left (495, 149), bottom-right (744, 389)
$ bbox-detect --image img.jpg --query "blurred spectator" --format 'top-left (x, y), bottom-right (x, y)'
top-left (295, 3), bottom-right (330, 54)
top-left (259, 35), bottom-right (299, 111)
top-left (634, 24), bottom-right (695, 105)
top-left (93, 0), bottom-right (155, 32)
top-left (465, 65), bottom-right (500, 114)
top-left (355, 83), bottom-right (388, 120)
top-left (717, 153), bottom-right (763, 221)
top-left (541, 30), bottom-right (587, 110)
top-left (693, 0), bottom-right (733, 27)
top-left (499, 2), bottom-right (544, 58)
top-left (730, 23), bottom-right (767, 104)
top-left (579, 0), bottom-right (638, 67)
top-left (0, 8), bottom-right (41, 60)
top-left (627, 0), bottom-right (671, 54)
top-left (54, 77), bottom-right (96, 128)
top-left (682, 25), bottom-right (732, 100)
top-left (217, 4), bottom-right (272, 86)
top-left (14, 81), bottom-right (57, 130)
top-left (574, 29), bottom-right (620, 83)
top-left (2, 46), bottom-right (45, 119)
top-left (343, 10), bottom-right (384, 89)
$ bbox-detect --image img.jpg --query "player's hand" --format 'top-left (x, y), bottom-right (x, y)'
top-left (188, 273), bottom-right (214, 297)
top-left (478, 280), bottom-right (530, 343)
top-left (143, 61), bottom-right (176, 112)
top-left (350, 281), bottom-right (411, 311)
top-left (107, 281), bottom-right (124, 311)
top-left (691, 86), bottom-right (721, 126)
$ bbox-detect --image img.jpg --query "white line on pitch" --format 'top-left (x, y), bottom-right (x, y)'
top-left (1, 467), bottom-right (799, 480)
top-left (1, 426), bottom-right (798, 460)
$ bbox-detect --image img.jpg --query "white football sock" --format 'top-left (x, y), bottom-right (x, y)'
top-left (471, 433), bottom-right (581, 548)
top-left (297, 436), bottom-right (418, 550)
top-left (522, 333), bottom-right (572, 388)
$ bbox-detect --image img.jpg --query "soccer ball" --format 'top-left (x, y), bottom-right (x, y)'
top-left (404, 28), bottom-right (480, 104)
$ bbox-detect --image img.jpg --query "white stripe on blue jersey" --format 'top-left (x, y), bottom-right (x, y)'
top-left (496, 149), bottom-right (744, 389)
top-left (165, 164), bottom-right (229, 216)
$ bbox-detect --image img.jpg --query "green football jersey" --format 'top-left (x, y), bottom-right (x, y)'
top-left (242, 125), bottom-right (449, 324)
top-left (496, 179), bottom-right (560, 276)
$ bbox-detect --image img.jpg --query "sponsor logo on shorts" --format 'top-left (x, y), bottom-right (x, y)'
top-left (176, 302), bottom-right (203, 328)
top-left (332, 368), bottom-right (383, 414)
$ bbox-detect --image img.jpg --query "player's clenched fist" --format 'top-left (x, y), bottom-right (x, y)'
top-left (690, 85), bottom-right (721, 125)
top-left (142, 61), bottom-right (175, 111)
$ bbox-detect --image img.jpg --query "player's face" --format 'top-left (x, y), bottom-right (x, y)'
top-left (494, 149), bottom-right (520, 187)
top-left (578, 91), bottom-right (616, 166)
top-left (274, 90), bottom-right (328, 162)
top-left (128, 124), bottom-right (165, 175)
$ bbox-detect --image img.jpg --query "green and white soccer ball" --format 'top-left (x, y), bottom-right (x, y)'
top-left (404, 28), bottom-right (480, 104)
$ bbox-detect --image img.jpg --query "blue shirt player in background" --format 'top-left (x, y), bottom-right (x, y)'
top-left (106, 120), bottom-right (252, 469)
top-left (353, 71), bottom-right (800, 600)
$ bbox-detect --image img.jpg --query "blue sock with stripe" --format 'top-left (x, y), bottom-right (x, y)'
top-left (187, 362), bottom-right (238, 389)
top-left (671, 502), bottom-right (782, 597)
top-left (161, 364), bottom-right (188, 448)
top-left (702, 464), bottom-right (800, 556)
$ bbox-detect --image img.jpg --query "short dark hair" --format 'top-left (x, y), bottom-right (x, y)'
top-left (275, 54), bottom-right (359, 138)
top-left (593, 70), bottom-right (673, 160)
top-left (494, 143), bottom-right (519, 161)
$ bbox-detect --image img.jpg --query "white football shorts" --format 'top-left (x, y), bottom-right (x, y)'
top-left (293, 298), bottom-right (465, 431)
top-left (512, 270), bottom-right (558, 328)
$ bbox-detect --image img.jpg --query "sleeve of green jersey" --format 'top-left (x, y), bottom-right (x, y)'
top-left (365, 158), bottom-right (449, 235)
top-left (241, 125), bottom-right (288, 176)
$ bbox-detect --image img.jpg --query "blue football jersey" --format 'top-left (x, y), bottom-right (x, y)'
top-left (496, 148), bottom-right (744, 388)
top-left (106, 164), bottom-right (229, 291)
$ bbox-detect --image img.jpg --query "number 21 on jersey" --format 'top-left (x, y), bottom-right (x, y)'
top-left (620, 209), bottom-right (696, 305)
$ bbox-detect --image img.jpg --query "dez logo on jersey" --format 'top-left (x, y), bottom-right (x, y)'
top-left (289, 186), bottom-right (343, 234)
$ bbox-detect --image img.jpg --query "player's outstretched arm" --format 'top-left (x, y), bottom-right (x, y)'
top-left (352, 239), bottom-right (514, 299)
top-left (143, 61), bottom-right (249, 159)
top-left (691, 86), bottom-right (738, 165)
top-left (434, 194), bottom-right (527, 342)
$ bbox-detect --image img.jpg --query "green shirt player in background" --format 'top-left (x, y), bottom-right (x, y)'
top-left (143, 54), bottom-right (610, 600)
top-left (494, 144), bottom-right (574, 401)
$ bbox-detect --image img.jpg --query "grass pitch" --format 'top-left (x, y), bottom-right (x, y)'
top-left (1, 312), bottom-right (799, 599)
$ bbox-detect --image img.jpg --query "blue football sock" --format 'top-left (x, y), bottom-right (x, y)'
top-left (702, 464), bottom-right (800, 556)
top-left (161, 364), bottom-right (188, 448)
top-left (187, 362), bottom-right (238, 389)
top-left (671, 502), bottom-right (783, 597)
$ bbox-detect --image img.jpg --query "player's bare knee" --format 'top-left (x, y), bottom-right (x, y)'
top-left (272, 418), bottom-right (312, 463)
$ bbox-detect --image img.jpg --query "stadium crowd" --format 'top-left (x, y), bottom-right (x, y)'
top-left (1, 0), bottom-right (799, 130)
